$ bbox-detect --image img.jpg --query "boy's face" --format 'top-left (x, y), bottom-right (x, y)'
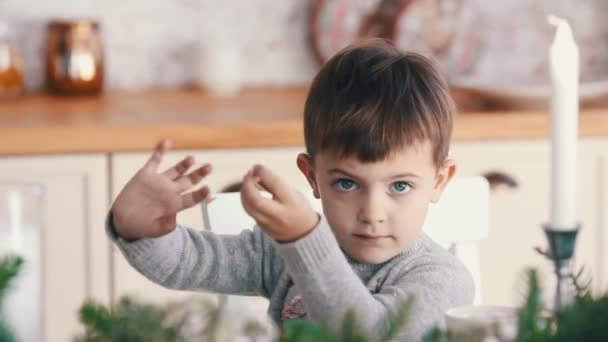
top-left (297, 141), bottom-right (455, 264)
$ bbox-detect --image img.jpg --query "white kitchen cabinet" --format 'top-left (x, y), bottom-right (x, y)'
top-left (597, 142), bottom-right (608, 292)
top-left (110, 147), bottom-right (309, 304)
top-left (451, 140), bottom-right (604, 306)
top-left (110, 141), bottom-right (608, 309)
top-left (0, 154), bottom-right (110, 342)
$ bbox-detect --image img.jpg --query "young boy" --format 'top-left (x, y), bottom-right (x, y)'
top-left (108, 39), bottom-right (474, 340)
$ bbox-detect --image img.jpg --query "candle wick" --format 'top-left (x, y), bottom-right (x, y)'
top-left (547, 14), bottom-right (563, 27)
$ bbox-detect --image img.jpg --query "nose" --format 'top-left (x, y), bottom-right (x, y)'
top-left (357, 190), bottom-right (387, 224)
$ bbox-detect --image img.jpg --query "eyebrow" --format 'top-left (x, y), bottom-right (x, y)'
top-left (327, 168), bottom-right (421, 180)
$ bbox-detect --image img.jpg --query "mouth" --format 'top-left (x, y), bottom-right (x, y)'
top-left (353, 233), bottom-right (390, 241)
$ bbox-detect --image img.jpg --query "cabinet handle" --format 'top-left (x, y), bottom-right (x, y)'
top-left (219, 181), bottom-right (243, 193)
top-left (481, 171), bottom-right (519, 191)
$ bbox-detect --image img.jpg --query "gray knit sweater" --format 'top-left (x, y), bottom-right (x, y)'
top-left (107, 213), bottom-right (474, 341)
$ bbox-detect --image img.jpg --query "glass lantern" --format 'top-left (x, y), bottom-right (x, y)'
top-left (0, 183), bottom-right (44, 342)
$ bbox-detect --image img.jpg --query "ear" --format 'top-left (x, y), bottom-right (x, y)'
top-left (297, 153), bottom-right (320, 198)
top-left (430, 159), bottom-right (456, 203)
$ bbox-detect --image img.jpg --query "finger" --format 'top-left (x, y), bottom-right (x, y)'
top-left (162, 155), bottom-right (194, 180)
top-left (179, 186), bottom-right (210, 211)
top-left (240, 171), bottom-right (281, 221)
top-left (250, 165), bottom-right (290, 201)
top-left (175, 164), bottom-right (212, 192)
top-left (144, 139), bottom-right (171, 171)
top-left (240, 181), bottom-right (273, 226)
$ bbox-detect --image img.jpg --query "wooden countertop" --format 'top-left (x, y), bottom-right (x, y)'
top-left (1, 87), bottom-right (607, 155)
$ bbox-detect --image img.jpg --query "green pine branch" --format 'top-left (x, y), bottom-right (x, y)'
top-left (516, 269), bottom-right (550, 342)
top-left (0, 319), bottom-right (15, 342)
top-left (338, 310), bottom-right (368, 342)
top-left (280, 299), bottom-right (413, 342)
top-left (570, 266), bottom-right (592, 299)
top-left (0, 256), bottom-right (23, 305)
top-left (381, 297), bottom-right (414, 341)
top-left (552, 293), bottom-right (608, 341)
top-left (0, 255), bottom-right (23, 342)
top-left (73, 266), bottom-right (608, 342)
top-left (280, 319), bottom-right (335, 342)
top-left (77, 297), bottom-right (178, 342)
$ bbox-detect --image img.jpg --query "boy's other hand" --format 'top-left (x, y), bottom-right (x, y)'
top-left (111, 139), bottom-right (212, 240)
top-left (240, 165), bottom-right (319, 242)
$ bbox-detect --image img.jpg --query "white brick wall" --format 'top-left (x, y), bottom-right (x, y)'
top-left (0, 0), bottom-right (319, 90)
top-left (0, 0), bottom-right (606, 90)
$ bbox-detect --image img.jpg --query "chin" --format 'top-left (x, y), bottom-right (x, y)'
top-left (350, 251), bottom-right (396, 265)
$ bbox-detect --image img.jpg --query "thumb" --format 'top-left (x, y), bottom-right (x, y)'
top-left (251, 165), bottom-right (290, 201)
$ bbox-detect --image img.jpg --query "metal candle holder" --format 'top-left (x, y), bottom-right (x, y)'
top-left (542, 224), bottom-right (580, 311)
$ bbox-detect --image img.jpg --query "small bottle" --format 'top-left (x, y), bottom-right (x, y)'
top-left (0, 21), bottom-right (25, 97)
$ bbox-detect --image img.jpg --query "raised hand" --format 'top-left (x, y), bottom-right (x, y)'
top-left (240, 165), bottom-right (319, 242)
top-left (111, 139), bottom-right (212, 240)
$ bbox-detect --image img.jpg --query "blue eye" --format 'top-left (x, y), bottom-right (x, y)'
top-left (336, 179), bottom-right (357, 192)
top-left (392, 181), bottom-right (412, 193)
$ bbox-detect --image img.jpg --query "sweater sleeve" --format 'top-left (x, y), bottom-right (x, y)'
top-left (273, 216), bottom-right (475, 340)
top-left (373, 257), bottom-right (475, 340)
top-left (106, 211), bottom-right (277, 297)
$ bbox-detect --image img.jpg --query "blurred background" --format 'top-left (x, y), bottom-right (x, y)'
top-left (0, 0), bottom-right (607, 99)
top-left (1, 1), bottom-right (608, 342)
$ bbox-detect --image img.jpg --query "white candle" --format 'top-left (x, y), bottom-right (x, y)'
top-left (8, 190), bottom-right (23, 250)
top-left (548, 16), bottom-right (579, 230)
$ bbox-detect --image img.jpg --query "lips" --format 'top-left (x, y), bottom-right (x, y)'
top-left (353, 233), bottom-right (388, 241)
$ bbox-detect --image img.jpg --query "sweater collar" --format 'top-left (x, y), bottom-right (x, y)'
top-left (344, 233), bottom-right (430, 276)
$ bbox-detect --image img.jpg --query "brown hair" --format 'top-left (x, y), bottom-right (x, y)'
top-left (303, 39), bottom-right (455, 167)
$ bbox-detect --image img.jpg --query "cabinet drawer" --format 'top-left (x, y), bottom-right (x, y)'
top-left (0, 154), bottom-right (109, 342)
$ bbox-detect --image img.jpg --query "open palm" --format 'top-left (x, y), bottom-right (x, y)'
top-left (111, 139), bottom-right (212, 240)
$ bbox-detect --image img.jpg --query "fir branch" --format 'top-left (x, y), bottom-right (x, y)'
top-left (279, 319), bottom-right (334, 342)
top-left (280, 300), bottom-right (415, 342)
top-left (534, 243), bottom-right (593, 299)
top-left (381, 297), bottom-right (414, 341)
top-left (570, 266), bottom-right (592, 299)
top-left (0, 255), bottom-right (22, 342)
top-left (516, 269), bottom-right (549, 342)
top-left (533, 246), bottom-right (552, 259)
top-left (0, 318), bottom-right (15, 342)
top-left (77, 296), bottom-right (177, 342)
top-left (338, 310), bottom-right (368, 342)
top-left (79, 299), bottom-right (113, 338)
top-left (551, 293), bottom-right (608, 341)
top-left (422, 326), bottom-right (447, 342)
top-left (0, 256), bottom-right (23, 305)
